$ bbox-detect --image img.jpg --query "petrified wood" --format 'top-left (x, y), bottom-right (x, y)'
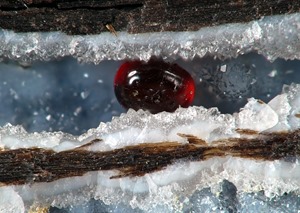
top-left (1, 130), bottom-right (299, 185)
top-left (0, 0), bottom-right (299, 34)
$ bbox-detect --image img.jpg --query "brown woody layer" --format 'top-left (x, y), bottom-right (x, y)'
top-left (0, 130), bottom-right (299, 185)
top-left (0, 0), bottom-right (299, 34)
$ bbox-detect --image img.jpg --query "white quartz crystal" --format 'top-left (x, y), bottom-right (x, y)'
top-left (1, 13), bottom-right (300, 64)
top-left (236, 98), bottom-right (278, 132)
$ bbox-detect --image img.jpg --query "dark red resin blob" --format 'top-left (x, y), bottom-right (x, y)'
top-left (114, 59), bottom-right (195, 114)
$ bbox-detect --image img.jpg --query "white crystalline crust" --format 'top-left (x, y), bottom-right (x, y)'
top-left (4, 157), bottom-right (300, 212)
top-left (1, 83), bottom-right (300, 212)
top-left (1, 13), bottom-right (300, 64)
top-left (79, 83), bottom-right (299, 151)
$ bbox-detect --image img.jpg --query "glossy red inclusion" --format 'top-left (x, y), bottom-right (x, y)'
top-left (114, 59), bottom-right (195, 114)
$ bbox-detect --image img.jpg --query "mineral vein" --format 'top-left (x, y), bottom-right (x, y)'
top-left (0, 130), bottom-right (299, 185)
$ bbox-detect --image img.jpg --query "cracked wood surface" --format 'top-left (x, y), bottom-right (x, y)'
top-left (0, 0), bottom-right (299, 34)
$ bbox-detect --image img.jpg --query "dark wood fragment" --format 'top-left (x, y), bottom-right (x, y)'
top-left (0, 130), bottom-right (299, 185)
top-left (0, 0), bottom-right (299, 35)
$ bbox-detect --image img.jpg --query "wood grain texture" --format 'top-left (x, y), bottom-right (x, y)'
top-left (0, 0), bottom-right (299, 34)
top-left (0, 130), bottom-right (299, 185)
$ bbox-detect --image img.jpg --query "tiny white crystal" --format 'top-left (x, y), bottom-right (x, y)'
top-left (236, 98), bottom-right (278, 132)
top-left (267, 93), bottom-right (291, 131)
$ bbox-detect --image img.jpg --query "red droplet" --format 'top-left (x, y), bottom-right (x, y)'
top-left (114, 59), bottom-right (195, 114)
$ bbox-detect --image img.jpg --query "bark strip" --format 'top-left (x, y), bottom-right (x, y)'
top-left (0, 0), bottom-right (299, 34)
top-left (0, 130), bottom-right (299, 185)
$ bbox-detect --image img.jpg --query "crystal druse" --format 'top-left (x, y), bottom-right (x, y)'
top-left (0, 13), bottom-right (300, 64)
top-left (0, 12), bottom-right (300, 213)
